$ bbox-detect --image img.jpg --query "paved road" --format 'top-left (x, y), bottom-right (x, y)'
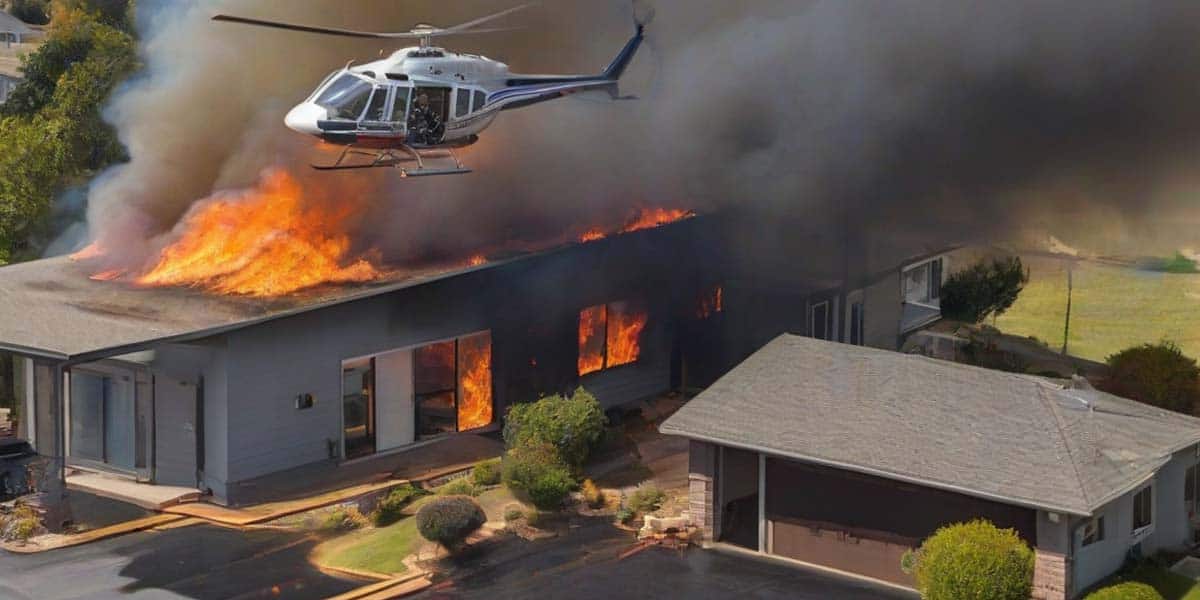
top-left (416, 519), bottom-right (916, 600)
top-left (0, 524), bottom-right (360, 600)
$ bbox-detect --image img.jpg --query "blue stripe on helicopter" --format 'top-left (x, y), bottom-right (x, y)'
top-left (486, 79), bottom-right (610, 106)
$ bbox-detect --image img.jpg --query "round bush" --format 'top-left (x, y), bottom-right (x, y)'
top-left (526, 466), bottom-right (575, 510)
top-left (910, 520), bottom-right (1034, 600)
top-left (415, 495), bottom-right (486, 550)
top-left (1084, 582), bottom-right (1163, 600)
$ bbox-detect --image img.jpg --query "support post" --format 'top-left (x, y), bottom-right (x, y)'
top-left (758, 453), bottom-right (767, 553)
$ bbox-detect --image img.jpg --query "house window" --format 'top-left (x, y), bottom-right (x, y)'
top-left (810, 301), bottom-right (831, 341)
top-left (578, 300), bottom-right (649, 376)
top-left (414, 331), bottom-right (494, 438)
top-left (849, 301), bottom-right (865, 346)
top-left (1133, 484), bottom-right (1154, 532)
top-left (903, 258), bottom-right (944, 306)
top-left (1080, 516), bottom-right (1105, 547)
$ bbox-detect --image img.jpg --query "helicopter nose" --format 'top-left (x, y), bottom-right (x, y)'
top-left (285, 102), bottom-right (325, 136)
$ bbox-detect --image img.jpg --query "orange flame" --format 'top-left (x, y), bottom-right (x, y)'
top-left (70, 241), bottom-right (106, 261)
top-left (577, 301), bottom-right (647, 375)
top-left (457, 332), bottom-right (493, 431)
top-left (579, 228), bottom-right (606, 243)
top-left (135, 169), bottom-right (384, 297)
top-left (621, 208), bottom-right (694, 233)
top-left (606, 301), bottom-right (647, 367)
top-left (578, 304), bottom-right (607, 375)
top-left (697, 285), bottom-right (724, 319)
top-left (466, 254), bottom-right (487, 267)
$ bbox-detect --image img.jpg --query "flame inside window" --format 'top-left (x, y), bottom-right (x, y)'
top-left (578, 301), bottom-right (648, 376)
top-left (457, 332), bottom-right (493, 431)
top-left (696, 285), bottom-right (724, 319)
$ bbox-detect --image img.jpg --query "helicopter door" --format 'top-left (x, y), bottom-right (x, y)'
top-left (409, 87), bottom-right (450, 145)
top-left (454, 86), bottom-right (471, 120)
top-left (359, 86), bottom-right (392, 130)
top-left (389, 87), bottom-right (411, 129)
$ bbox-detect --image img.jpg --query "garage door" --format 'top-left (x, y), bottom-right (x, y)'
top-left (764, 458), bottom-right (1037, 586)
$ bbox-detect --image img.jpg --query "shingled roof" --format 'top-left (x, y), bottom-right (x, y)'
top-left (661, 334), bottom-right (1200, 516)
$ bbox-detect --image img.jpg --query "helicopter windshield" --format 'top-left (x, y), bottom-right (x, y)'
top-left (315, 73), bottom-right (374, 120)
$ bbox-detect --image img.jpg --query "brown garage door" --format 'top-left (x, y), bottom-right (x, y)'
top-left (765, 458), bottom-right (1037, 586)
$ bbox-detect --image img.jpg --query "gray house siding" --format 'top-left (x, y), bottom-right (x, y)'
top-left (1072, 446), bottom-right (1199, 594)
top-left (860, 271), bottom-right (902, 350)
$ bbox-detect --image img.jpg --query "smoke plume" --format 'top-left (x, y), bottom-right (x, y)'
top-left (74, 0), bottom-right (1200, 273)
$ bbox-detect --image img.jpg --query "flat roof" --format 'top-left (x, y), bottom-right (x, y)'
top-left (0, 252), bottom-right (520, 362)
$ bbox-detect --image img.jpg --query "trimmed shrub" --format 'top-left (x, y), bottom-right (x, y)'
top-left (503, 388), bottom-right (606, 469)
top-left (502, 442), bottom-right (575, 510)
top-left (581, 478), bottom-right (605, 509)
top-left (908, 520), bottom-right (1034, 600)
top-left (628, 487), bottom-right (666, 514)
top-left (0, 503), bottom-right (42, 541)
top-left (438, 478), bottom-right (481, 497)
top-left (322, 506), bottom-right (369, 532)
top-left (615, 507), bottom-right (635, 525)
top-left (1084, 582), bottom-right (1163, 600)
top-left (472, 458), bottom-right (502, 486)
top-left (415, 495), bottom-right (486, 551)
top-left (372, 484), bottom-right (428, 526)
top-left (941, 257), bottom-right (1028, 324)
top-left (1101, 342), bottom-right (1200, 415)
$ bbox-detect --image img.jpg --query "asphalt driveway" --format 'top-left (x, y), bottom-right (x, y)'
top-left (415, 518), bottom-right (915, 600)
top-left (0, 523), bottom-right (360, 600)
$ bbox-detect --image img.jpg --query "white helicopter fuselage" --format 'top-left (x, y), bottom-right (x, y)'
top-left (285, 23), bottom-right (643, 152)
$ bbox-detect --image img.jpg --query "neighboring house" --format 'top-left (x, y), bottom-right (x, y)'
top-left (0, 71), bottom-right (15, 104)
top-left (662, 334), bottom-right (1200, 599)
top-left (0, 11), bottom-right (33, 47)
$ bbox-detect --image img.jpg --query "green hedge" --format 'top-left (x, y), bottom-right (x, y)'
top-left (1084, 582), bottom-right (1163, 600)
top-left (908, 520), bottom-right (1034, 600)
top-left (503, 388), bottom-right (606, 468)
top-left (502, 442), bottom-right (575, 510)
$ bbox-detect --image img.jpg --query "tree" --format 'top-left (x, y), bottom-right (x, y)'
top-left (940, 256), bottom-right (1029, 324)
top-left (0, 8), bottom-right (136, 262)
top-left (7, 0), bottom-right (50, 25)
top-left (903, 520), bottom-right (1034, 600)
top-left (1100, 342), bottom-right (1200, 415)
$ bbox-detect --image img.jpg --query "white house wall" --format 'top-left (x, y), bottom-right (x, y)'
top-left (1072, 447), bottom-right (1199, 594)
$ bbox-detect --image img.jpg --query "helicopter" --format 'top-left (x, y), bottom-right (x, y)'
top-left (212, 4), bottom-right (646, 176)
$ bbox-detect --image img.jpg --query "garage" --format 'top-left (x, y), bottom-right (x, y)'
top-left (762, 457), bottom-right (1036, 585)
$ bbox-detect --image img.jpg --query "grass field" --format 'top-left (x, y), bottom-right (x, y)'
top-left (994, 256), bottom-right (1200, 363)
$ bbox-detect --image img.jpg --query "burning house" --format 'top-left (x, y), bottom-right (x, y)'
top-left (0, 205), bottom-right (963, 507)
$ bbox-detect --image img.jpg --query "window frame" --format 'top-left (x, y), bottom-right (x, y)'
top-left (454, 87), bottom-right (472, 119)
top-left (849, 301), bottom-right (865, 346)
top-left (810, 300), bottom-right (831, 341)
top-left (1131, 482), bottom-right (1155, 539)
top-left (472, 90), bottom-right (486, 113)
top-left (902, 256), bottom-right (945, 307)
top-left (1080, 515), bottom-right (1105, 548)
top-left (578, 300), bottom-right (648, 376)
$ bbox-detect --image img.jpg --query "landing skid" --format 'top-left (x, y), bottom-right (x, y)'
top-left (313, 144), bottom-right (471, 177)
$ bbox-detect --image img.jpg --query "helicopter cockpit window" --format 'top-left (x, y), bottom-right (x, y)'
top-left (315, 74), bottom-right (373, 120)
top-left (454, 89), bottom-right (471, 119)
top-left (365, 87), bottom-right (389, 122)
top-left (390, 87), bottom-right (410, 123)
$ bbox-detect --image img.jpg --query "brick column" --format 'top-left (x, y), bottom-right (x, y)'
top-left (1032, 550), bottom-right (1068, 600)
top-left (687, 441), bottom-right (717, 540)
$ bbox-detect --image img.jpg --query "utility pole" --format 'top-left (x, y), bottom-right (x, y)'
top-left (1061, 263), bottom-right (1073, 355)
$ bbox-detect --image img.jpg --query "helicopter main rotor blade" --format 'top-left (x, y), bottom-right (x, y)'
top-left (440, 3), bottom-right (535, 34)
top-left (213, 4), bottom-right (533, 40)
top-left (212, 14), bottom-right (423, 39)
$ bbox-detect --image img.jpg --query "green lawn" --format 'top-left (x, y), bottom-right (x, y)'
top-left (1116, 564), bottom-right (1200, 600)
top-left (995, 256), bottom-right (1200, 363)
top-left (312, 486), bottom-right (526, 576)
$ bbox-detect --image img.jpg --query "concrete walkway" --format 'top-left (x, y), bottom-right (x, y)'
top-left (66, 472), bottom-right (200, 510)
